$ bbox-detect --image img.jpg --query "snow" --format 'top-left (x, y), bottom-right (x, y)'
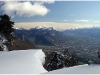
top-left (88, 60), bottom-right (95, 64)
top-left (0, 49), bottom-right (47, 74)
top-left (43, 64), bottom-right (100, 74)
top-left (3, 45), bottom-right (9, 52)
top-left (34, 50), bottom-right (46, 65)
top-left (0, 34), bottom-right (8, 51)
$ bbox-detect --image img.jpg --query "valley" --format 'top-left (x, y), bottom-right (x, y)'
top-left (14, 27), bottom-right (100, 63)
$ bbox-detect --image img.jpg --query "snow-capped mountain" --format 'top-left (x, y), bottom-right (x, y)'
top-left (36, 26), bottom-right (54, 30)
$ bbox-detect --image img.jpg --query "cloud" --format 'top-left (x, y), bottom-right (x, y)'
top-left (93, 21), bottom-right (100, 22)
top-left (63, 20), bottom-right (68, 22)
top-left (0, 1), bottom-right (54, 18)
top-left (70, 15), bottom-right (75, 16)
top-left (14, 22), bottom-right (94, 30)
top-left (75, 20), bottom-right (89, 22)
top-left (35, 0), bottom-right (55, 4)
top-left (0, 1), bottom-right (3, 5)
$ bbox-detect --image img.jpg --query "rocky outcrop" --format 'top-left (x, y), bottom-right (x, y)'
top-left (44, 51), bottom-right (78, 71)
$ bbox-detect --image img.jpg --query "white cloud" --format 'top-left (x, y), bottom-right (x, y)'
top-left (1, 1), bottom-right (54, 18)
top-left (75, 20), bottom-right (89, 22)
top-left (36, 0), bottom-right (55, 4)
top-left (93, 21), bottom-right (100, 22)
top-left (0, 1), bottom-right (4, 5)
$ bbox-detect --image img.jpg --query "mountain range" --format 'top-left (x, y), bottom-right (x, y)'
top-left (14, 28), bottom-right (64, 46)
top-left (13, 27), bottom-right (100, 63)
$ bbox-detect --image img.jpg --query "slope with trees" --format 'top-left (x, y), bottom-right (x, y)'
top-left (0, 14), bottom-right (15, 51)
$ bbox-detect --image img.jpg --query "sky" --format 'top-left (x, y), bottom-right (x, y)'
top-left (0, 1), bottom-right (100, 30)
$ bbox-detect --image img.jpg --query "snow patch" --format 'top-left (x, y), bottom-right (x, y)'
top-left (44, 64), bottom-right (100, 74)
top-left (0, 34), bottom-right (9, 51)
top-left (34, 50), bottom-right (46, 65)
top-left (0, 49), bottom-right (47, 74)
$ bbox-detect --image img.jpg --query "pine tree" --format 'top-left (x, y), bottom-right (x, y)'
top-left (0, 14), bottom-right (14, 42)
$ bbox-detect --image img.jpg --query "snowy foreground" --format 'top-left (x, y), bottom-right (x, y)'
top-left (0, 49), bottom-right (47, 74)
top-left (0, 49), bottom-right (100, 74)
top-left (43, 64), bottom-right (100, 74)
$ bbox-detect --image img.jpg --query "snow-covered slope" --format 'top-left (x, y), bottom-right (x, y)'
top-left (0, 49), bottom-right (47, 74)
top-left (44, 64), bottom-right (100, 74)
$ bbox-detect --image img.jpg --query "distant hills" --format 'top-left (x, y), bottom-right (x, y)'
top-left (14, 27), bottom-right (100, 46)
top-left (63, 27), bottom-right (100, 39)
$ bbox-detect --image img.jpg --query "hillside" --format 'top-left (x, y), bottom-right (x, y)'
top-left (11, 38), bottom-right (36, 50)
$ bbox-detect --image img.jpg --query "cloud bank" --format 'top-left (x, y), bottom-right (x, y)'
top-left (14, 22), bottom-right (94, 30)
top-left (0, 1), bottom-right (54, 18)
top-left (63, 20), bottom-right (69, 22)
top-left (75, 20), bottom-right (89, 22)
top-left (93, 21), bottom-right (100, 22)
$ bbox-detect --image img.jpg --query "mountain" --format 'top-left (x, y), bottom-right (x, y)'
top-left (63, 27), bottom-right (100, 39)
top-left (14, 28), bottom-right (64, 46)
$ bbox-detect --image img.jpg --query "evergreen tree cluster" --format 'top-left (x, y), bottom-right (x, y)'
top-left (0, 14), bottom-right (14, 42)
top-left (46, 49), bottom-right (79, 71)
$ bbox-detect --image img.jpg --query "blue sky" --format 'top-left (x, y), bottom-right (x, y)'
top-left (1, 1), bottom-right (100, 30)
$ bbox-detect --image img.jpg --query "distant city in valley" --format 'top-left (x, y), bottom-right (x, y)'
top-left (14, 27), bottom-right (100, 63)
